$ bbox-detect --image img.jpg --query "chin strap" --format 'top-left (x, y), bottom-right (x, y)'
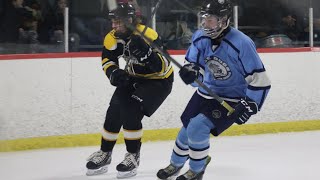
top-left (212, 26), bottom-right (231, 40)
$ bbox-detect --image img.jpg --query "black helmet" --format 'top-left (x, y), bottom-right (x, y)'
top-left (108, 2), bottom-right (136, 20)
top-left (199, 0), bottom-right (232, 39)
top-left (200, 0), bottom-right (232, 18)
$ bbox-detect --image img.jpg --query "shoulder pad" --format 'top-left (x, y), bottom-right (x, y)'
top-left (192, 30), bottom-right (211, 43)
top-left (134, 24), bottom-right (158, 41)
top-left (104, 30), bottom-right (117, 50)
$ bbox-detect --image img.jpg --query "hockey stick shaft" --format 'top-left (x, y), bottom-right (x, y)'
top-left (141, 0), bottom-right (163, 35)
top-left (128, 25), bottom-right (235, 115)
top-left (108, 0), bottom-right (234, 115)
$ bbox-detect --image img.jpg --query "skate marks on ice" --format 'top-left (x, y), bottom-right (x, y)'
top-left (1, 131), bottom-right (320, 180)
top-left (0, 143), bottom-right (165, 180)
top-left (33, 170), bottom-right (157, 180)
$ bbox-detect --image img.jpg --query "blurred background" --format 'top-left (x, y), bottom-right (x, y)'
top-left (0, 0), bottom-right (319, 54)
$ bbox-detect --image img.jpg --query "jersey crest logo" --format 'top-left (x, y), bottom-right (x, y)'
top-left (205, 56), bottom-right (231, 80)
top-left (212, 109), bottom-right (221, 119)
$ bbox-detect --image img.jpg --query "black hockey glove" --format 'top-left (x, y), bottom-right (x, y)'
top-left (231, 98), bottom-right (258, 125)
top-left (179, 63), bottom-right (200, 85)
top-left (129, 35), bottom-right (152, 62)
top-left (109, 69), bottom-right (131, 87)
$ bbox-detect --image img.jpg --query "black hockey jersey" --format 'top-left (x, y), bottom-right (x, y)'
top-left (101, 24), bottom-right (173, 80)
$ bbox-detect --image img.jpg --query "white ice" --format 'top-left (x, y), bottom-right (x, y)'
top-left (1, 131), bottom-right (320, 180)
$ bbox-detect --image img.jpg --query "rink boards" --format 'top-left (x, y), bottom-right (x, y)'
top-left (0, 48), bottom-right (320, 151)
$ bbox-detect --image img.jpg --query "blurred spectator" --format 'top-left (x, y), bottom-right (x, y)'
top-left (165, 20), bottom-right (193, 49)
top-left (38, 0), bottom-right (67, 44)
top-left (314, 18), bottom-right (320, 42)
top-left (69, 0), bottom-right (109, 46)
top-left (301, 16), bottom-right (320, 43)
top-left (0, 0), bottom-right (7, 42)
top-left (177, 21), bottom-right (193, 46)
top-left (268, 1), bottom-right (303, 41)
top-left (19, 0), bottom-right (42, 44)
top-left (300, 0), bottom-right (320, 45)
top-left (24, 0), bottom-right (42, 20)
top-left (276, 13), bottom-right (303, 41)
top-left (0, 0), bottom-right (5, 25)
top-left (0, 0), bottom-right (39, 44)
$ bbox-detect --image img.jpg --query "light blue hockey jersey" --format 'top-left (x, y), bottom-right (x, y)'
top-left (185, 27), bottom-right (271, 109)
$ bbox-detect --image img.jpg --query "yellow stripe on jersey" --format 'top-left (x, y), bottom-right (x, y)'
top-left (164, 66), bottom-right (174, 78)
top-left (102, 58), bottom-right (118, 73)
top-left (158, 53), bottom-right (166, 74)
top-left (123, 129), bottom-right (143, 140)
top-left (134, 24), bottom-right (158, 42)
top-left (104, 30), bottom-right (117, 50)
top-left (133, 67), bottom-right (173, 79)
top-left (103, 63), bottom-right (118, 73)
top-left (101, 58), bottom-right (109, 65)
top-left (132, 53), bottom-right (173, 79)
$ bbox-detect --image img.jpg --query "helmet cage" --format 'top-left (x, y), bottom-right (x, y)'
top-left (199, 13), bottom-right (230, 39)
top-left (199, 0), bottom-right (232, 39)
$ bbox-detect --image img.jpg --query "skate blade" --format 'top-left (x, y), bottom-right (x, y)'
top-left (157, 170), bottom-right (181, 180)
top-left (157, 176), bottom-right (177, 180)
top-left (116, 168), bottom-right (137, 179)
top-left (86, 164), bottom-right (109, 176)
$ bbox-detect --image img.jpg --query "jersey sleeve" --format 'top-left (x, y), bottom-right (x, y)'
top-left (184, 31), bottom-right (208, 87)
top-left (240, 39), bottom-right (271, 109)
top-left (133, 25), bottom-right (173, 79)
top-left (185, 30), bottom-right (205, 65)
top-left (101, 30), bottom-right (120, 79)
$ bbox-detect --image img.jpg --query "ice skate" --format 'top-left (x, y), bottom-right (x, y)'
top-left (86, 150), bottom-right (112, 176)
top-left (156, 163), bottom-right (183, 180)
top-left (116, 152), bottom-right (140, 179)
top-left (176, 156), bottom-right (211, 180)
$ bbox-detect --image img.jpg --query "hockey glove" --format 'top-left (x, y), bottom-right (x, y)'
top-left (109, 69), bottom-right (131, 87)
top-left (231, 98), bottom-right (258, 125)
top-left (129, 35), bottom-right (152, 62)
top-left (179, 63), bottom-right (200, 85)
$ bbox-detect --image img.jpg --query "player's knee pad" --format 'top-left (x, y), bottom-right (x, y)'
top-left (122, 99), bottom-right (144, 130)
top-left (176, 127), bottom-right (188, 146)
top-left (104, 104), bottom-right (122, 131)
top-left (187, 114), bottom-right (214, 146)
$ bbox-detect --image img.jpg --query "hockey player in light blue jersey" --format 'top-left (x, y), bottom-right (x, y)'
top-left (157, 0), bottom-right (271, 180)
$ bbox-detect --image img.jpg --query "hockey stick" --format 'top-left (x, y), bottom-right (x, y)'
top-left (107, 0), bottom-right (234, 115)
top-left (141, 0), bottom-right (163, 35)
top-left (133, 1), bottom-right (234, 115)
top-left (134, 28), bottom-right (235, 115)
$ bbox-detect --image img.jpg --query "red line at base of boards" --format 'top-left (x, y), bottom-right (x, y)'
top-left (0, 48), bottom-right (319, 60)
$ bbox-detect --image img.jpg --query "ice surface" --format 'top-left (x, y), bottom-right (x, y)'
top-left (1, 131), bottom-right (319, 180)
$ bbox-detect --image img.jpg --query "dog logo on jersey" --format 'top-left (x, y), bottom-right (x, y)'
top-left (205, 56), bottom-right (231, 80)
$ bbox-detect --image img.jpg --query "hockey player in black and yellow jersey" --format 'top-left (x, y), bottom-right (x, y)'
top-left (85, 2), bottom-right (173, 179)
